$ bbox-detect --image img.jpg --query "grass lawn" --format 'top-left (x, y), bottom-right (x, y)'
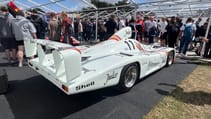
top-left (143, 64), bottom-right (211, 119)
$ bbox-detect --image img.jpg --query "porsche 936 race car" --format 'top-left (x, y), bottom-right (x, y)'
top-left (24, 27), bottom-right (175, 95)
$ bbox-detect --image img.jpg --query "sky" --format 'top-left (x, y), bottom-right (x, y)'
top-left (1, 0), bottom-right (210, 18)
top-left (10, 0), bottom-right (145, 12)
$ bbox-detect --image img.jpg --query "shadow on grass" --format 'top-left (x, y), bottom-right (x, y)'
top-left (156, 83), bottom-right (211, 106)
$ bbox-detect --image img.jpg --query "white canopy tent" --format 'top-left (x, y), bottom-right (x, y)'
top-left (0, 0), bottom-right (97, 12)
top-left (136, 0), bottom-right (211, 17)
top-left (0, 0), bottom-right (210, 58)
top-left (0, 0), bottom-right (210, 18)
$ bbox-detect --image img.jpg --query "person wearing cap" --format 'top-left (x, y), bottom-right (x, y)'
top-left (12, 11), bottom-right (37, 67)
top-left (0, 6), bottom-right (17, 64)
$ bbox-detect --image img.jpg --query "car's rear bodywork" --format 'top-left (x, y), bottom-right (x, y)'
top-left (25, 27), bottom-right (174, 95)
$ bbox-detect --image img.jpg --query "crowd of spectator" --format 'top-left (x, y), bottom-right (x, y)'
top-left (0, 6), bottom-right (37, 67)
top-left (0, 5), bottom-right (211, 68)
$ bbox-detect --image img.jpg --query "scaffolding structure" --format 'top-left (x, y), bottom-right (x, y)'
top-left (0, 0), bottom-right (210, 18)
top-left (0, 0), bottom-right (211, 59)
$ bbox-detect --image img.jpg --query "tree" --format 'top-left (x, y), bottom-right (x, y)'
top-left (80, 0), bottom-right (136, 18)
top-left (115, 0), bottom-right (134, 12)
top-left (91, 0), bottom-right (113, 8)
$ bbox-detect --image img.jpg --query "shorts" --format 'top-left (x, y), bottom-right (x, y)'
top-left (16, 40), bottom-right (24, 46)
top-left (160, 32), bottom-right (167, 40)
top-left (1, 38), bottom-right (17, 49)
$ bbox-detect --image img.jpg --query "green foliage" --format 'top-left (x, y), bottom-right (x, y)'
top-left (115, 0), bottom-right (134, 12)
top-left (90, 0), bottom-right (113, 8)
top-left (81, 0), bottom-right (135, 17)
top-left (115, 0), bottom-right (128, 6)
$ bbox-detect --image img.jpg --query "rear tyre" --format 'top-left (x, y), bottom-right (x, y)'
top-left (117, 63), bottom-right (139, 92)
top-left (166, 51), bottom-right (174, 66)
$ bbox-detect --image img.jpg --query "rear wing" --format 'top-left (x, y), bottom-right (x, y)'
top-left (24, 39), bottom-right (81, 83)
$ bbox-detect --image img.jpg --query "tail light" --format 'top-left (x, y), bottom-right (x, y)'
top-left (62, 85), bottom-right (69, 92)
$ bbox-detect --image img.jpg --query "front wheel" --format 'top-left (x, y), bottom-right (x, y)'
top-left (117, 63), bottom-right (139, 92)
top-left (166, 51), bottom-right (174, 66)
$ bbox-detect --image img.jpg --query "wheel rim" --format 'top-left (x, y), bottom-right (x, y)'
top-left (168, 52), bottom-right (174, 65)
top-left (124, 66), bottom-right (138, 88)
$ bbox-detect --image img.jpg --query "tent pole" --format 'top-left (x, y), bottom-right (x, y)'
top-left (95, 10), bottom-right (98, 41)
top-left (200, 10), bottom-right (211, 57)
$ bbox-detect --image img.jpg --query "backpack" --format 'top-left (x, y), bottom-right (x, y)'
top-left (183, 24), bottom-right (193, 39)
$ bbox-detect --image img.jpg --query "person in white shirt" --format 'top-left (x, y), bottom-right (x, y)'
top-left (117, 17), bottom-right (125, 30)
top-left (148, 16), bottom-right (157, 44)
top-left (160, 17), bottom-right (168, 46)
top-left (78, 19), bottom-right (83, 41)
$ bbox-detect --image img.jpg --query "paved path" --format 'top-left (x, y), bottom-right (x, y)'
top-left (0, 51), bottom-right (197, 119)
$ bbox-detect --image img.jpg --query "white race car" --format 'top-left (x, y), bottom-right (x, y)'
top-left (25, 27), bottom-right (175, 95)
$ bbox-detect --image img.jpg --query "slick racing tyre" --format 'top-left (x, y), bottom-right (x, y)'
top-left (117, 63), bottom-right (139, 92)
top-left (166, 51), bottom-right (174, 66)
